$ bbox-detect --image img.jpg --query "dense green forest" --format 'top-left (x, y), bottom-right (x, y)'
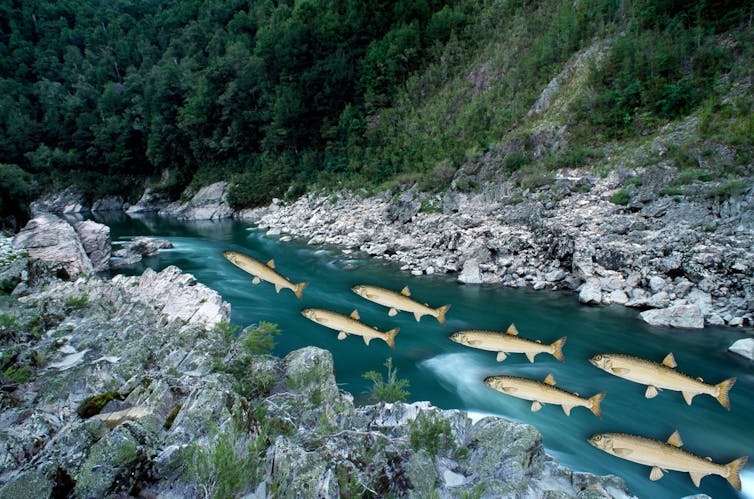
top-left (1, 0), bottom-right (752, 225)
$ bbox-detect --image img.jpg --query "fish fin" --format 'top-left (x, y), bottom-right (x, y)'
top-left (252, 277), bottom-right (261, 284)
top-left (350, 309), bottom-right (360, 320)
top-left (662, 352), bottom-right (677, 368)
top-left (696, 376), bottom-right (704, 382)
top-left (294, 282), bottom-right (308, 300)
top-left (496, 351), bottom-right (507, 362)
top-left (611, 367), bottom-right (630, 375)
top-left (388, 308), bottom-right (398, 317)
top-left (543, 373), bottom-right (556, 386)
top-left (506, 324), bottom-right (519, 336)
top-left (400, 286), bottom-right (411, 296)
top-left (650, 467), bottom-right (664, 481)
top-left (666, 430), bottom-right (683, 447)
top-left (589, 392), bottom-right (606, 419)
top-left (561, 405), bottom-right (573, 416)
top-left (274, 283), bottom-right (282, 293)
top-left (613, 448), bottom-right (633, 457)
top-left (467, 339), bottom-right (481, 346)
top-left (681, 391), bottom-right (697, 406)
top-left (525, 352), bottom-right (537, 363)
top-left (689, 471), bottom-right (709, 488)
top-left (705, 457), bottom-right (712, 462)
top-left (551, 336), bottom-right (567, 362)
top-left (385, 328), bottom-right (399, 350)
top-left (535, 339), bottom-right (542, 344)
top-left (363, 336), bottom-right (371, 346)
top-left (530, 401), bottom-right (542, 412)
top-left (715, 377), bottom-right (736, 410)
top-left (645, 386), bottom-right (659, 399)
top-left (337, 332), bottom-right (347, 340)
top-left (501, 386), bottom-right (517, 393)
top-left (413, 311), bottom-right (422, 322)
top-left (726, 456), bottom-right (748, 491)
top-left (266, 259), bottom-right (275, 268)
top-left (435, 304), bottom-right (450, 325)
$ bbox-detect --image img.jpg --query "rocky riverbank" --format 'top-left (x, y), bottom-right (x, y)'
top-left (237, 170), bottom-right (754, 331)
top-left (0, 234), bottom-right (633, 498)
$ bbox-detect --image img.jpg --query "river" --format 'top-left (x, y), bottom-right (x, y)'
top-left (98, 213), bottom-right (753, 499)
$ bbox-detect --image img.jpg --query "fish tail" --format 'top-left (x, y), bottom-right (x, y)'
top-left (725, 456), bottom-right (748, 491)
top-left (385, 328), bottom-right (399, 349)
top-left (436, 304), bottom-right (451, 325)
top-left (589, 392), bottom-right (606, 419)
top-left (294, 282), bottom-right (309, 300)
top-left (715, 377), bottom-right (736, 410)
top-left (551, 336), bottom-right (567, 362)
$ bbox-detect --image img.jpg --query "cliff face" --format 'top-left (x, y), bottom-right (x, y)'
top-left (0, 234), bottom-right (632, 498)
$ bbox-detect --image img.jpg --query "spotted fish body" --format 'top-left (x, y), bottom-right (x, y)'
top-left (450, 325), bottom-right (566, 363)
top-left (223, 251), bottom-right (308, 299)
top-left (589, 352), bottom-right (736, 409)
top-left (589, 431), bottom-right (748, 491)
top-left (301, 308), bottom-right (399, 349)
top-left (351, 284), bottom-right (450, 324)
top-left (485, 373), bottom-right (605, 417)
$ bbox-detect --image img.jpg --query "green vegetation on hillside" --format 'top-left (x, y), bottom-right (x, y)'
top-left (1, 1), bottom-right (751, 225)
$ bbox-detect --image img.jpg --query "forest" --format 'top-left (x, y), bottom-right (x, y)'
top-left (1, 0), bottom-right (752, 225)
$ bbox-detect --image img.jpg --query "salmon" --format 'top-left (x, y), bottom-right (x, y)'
top-left (352, 284), bottom-right (450, 325)
top-left (450, 324), bottom-right (566, 362)
top-left (301, 308), bottom-right (399, 349)
top-left (224, 251), bottom-right (308, 299)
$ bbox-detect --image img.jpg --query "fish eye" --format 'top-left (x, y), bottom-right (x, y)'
top-left (594, 355), bottom-right (602, 361)
top-left (594, 435), bottom-right (602, 441)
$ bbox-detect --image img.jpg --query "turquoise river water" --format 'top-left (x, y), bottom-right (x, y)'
top-left (98, 213), bottom-right (754, 499)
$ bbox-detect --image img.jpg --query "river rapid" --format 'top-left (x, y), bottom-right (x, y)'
top-left (100, 213), bottom-right (754, 499)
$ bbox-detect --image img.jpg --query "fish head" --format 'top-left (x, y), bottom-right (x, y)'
top-left (223, 251), bottom-right (236, 261)
top-left (588, 433), bottom-right (614, 452)
top-left (351, 285), bottom-right (367, 297)
top-left (449, 332), bottom-right (466, 344)
top-left (483, 376), bottom-right (500, 389)
top-left (589, 354), bottom-right (611, 370)
top-left (301, 309), bottom-right (317, 320)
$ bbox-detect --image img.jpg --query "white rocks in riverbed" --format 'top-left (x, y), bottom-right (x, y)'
top-left (159, 182), bottom-right (234, 220)
top-left (639, 304), bottom-right (704, 328)
top-left (74, 220), bottom-right (111, 271)
top-left (728, 338), bottom-right (754, 360)
top-left (578, 277), bottom-right (602, 305)
top-left (648, 275), bottom-right (666, 293)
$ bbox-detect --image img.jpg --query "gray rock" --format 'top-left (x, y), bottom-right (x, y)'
top-left (111, 237), bottom-right (173, 267)
top-left (686, 289), bottom-right (712, 316)
top-left (91, 196), bottom-right (126, 212)
top-left (646, 291), bottom-right (671, 309)
top-left (458, 258), bottom-right (483, 284)
top-left (386, 186), bottom-right (421, 223)
top-left (648, 276), bottom-right (666, 293)
top-left (728, 338), bottom-right (754, 360)
top-left (74, 220), bottom-right (111, 271)
top-left (640, 304), bottom-right (704, 328)
top-left (126, 187), bottom-right (170, 213)
top-left (30, 187), bottom-right (87, 216)
top-left (579, 277), bottom-right (602, 305)
top-left (13, 214), bottom-right (94, 278)
top-left (608, 289), bottom-right (629, 305)
top-left (159, 182), bottom-right (234, 220)
top-left (545, 269), bottom-right (567, 282)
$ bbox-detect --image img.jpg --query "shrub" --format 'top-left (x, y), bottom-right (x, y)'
top-left (409, 411), bottom-right (454, 456)
top-left (610, 189), bottom-right (631, 205)
top-left (363, 357), bottom-right (410, 403)
top-left (64, 293), bottom-right (89, 310)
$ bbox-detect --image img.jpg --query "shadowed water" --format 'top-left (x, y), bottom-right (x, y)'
top-left (101, 214), bottom-right (754, 499)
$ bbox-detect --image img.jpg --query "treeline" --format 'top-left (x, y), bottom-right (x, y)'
top-left (1, 0), bottom-right (751, 227)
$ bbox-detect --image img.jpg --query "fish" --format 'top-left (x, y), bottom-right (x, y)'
top-left (301, 308), bottom-right (399, 349)
top-left (351, 284), bottom-right (451, 325)
top-left (223, 251), bottom-right (308, 299)
top-left (589, 352), bottom-right (736, 410)
top-left (588, 431), bottom-right (748, 491)
top-left (484, 373), bottom-right (605, 417)
top-left (449, 324), bottom-right (566, 362)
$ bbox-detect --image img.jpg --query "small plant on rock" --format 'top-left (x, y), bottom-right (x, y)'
top-left (363, 357), bottom-right (410, 403)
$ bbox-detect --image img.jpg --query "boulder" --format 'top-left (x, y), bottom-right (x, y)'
top-left (458, 258), bottom-right (483, 284)
top-left (30, 187), bottom-right (87, 216)
top-left (111, 237), bottom-right (173, 267)
top-left (639, 304), bottom-right (704, 328)
top-left (126, 187), bottom-right (170, 214)
top-left (73, 220), bottom-right (111, 271)
top-left (13, 214), bottom-right (94, 278)
top-left (386, 186), bottom-right (421, 224)
top-left (579, 277), bottom-right (602, 305)
top-left (91, 196), bottom-right (126, 212)
top-left (159, 182), bottom-right (234, 220)
top-left (728, 338), bottom-right (754, 360)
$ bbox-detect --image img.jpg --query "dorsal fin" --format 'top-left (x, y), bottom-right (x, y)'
top-left (704, 457), bottom-right (712, 462)
top-left (401, 286), bottom-right (411, 296)
top-left (666, 430), bottom-right (683, 447)
top-left (696, 377), bottom-right (704, 382)
top-left (662, 353), bottom-right (677, 368)
top-left (266, 259), bottom-right (275, 269)
top-left (350, 309), bottom-right (360, 320)
top-left (544, 374), bottom-right (556, 386)
top-left (506, 324), bottom-right (519, 336)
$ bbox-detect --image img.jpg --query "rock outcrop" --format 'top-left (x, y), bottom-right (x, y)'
top-left (126, 187), bottom-right (171, 214)
top-left (73, 220), bottom-right (111, 271)
top-left (159, 181), bottom-right (234, 220)
top-left (728, 338), bottom-right (754, 360)
top-left (110, 237), bottom-right (173, 267)
top-left (91, 196), bottom-right (126, 212)
top-left (12, 214), bottom-right (94, 278)
top-left (0, 255), bottom-right (631, 498)
top-left (29, 187), bottom-right (87, 216)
